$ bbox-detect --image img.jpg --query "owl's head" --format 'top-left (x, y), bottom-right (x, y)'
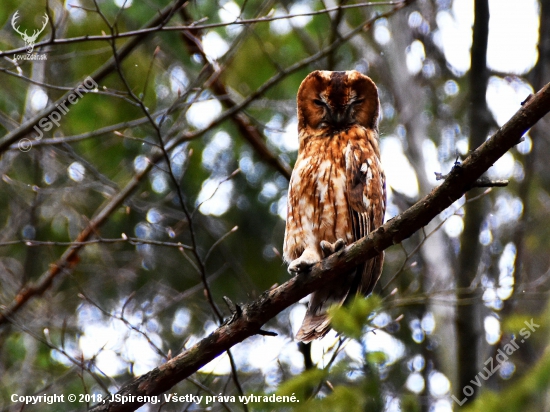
top-left (296, 70), bottom-right (380, 133)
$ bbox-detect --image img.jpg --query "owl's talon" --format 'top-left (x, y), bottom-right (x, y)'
top-left (288, 260), bottom-right (311, 274)
top-left (288, 252), bottom-right (319, 274)
top-left (320, 238), bottom-right (346, 258)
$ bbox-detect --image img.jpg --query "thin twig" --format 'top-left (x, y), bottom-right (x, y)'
top-left (0, 1), bottom-right (409, 57)
top-left (0, 237), bottom-right (193, 249)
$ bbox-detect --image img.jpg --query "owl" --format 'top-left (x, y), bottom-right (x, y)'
top-left (283, 70), bottom-right (386, 342)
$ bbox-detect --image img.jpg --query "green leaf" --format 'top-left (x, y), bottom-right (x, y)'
top-left (366, 350), bottom-right (387, 365)
top-left (328, 295), bottom-right (381, 340)
top-left (276, 368), bottom-right (327, 402)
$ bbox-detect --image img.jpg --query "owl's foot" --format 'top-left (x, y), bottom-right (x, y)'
top-left (288, 250), bottom-right (320, 275)
top-left (320, 239), bottom-right (346, 258)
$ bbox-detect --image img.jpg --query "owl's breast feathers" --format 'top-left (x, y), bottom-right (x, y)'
top-left (283, 125), bottom-right (384, 264)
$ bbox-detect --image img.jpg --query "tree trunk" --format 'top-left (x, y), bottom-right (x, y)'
top-left (455, 0), bottom-right (491, 403)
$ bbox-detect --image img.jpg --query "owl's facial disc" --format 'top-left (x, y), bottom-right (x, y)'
top-left (296, 70), bottom-right (379, 132)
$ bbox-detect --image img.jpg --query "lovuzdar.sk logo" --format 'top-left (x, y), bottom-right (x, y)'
top-left (11, 10), bottom-right (49, 60)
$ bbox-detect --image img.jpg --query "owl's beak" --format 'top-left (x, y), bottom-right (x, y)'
top-left (330, 107), bottom-right (347, 126)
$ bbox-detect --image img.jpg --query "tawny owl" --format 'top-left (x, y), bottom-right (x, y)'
top-left (283, 70), bottom-right (386, 342)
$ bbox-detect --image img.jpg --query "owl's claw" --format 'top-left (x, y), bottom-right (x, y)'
top-left (288, 250), bottom-right (320, 274)
top-left (288, 260), bottom-right (312, 274)
top-left (287, 241), bottom-right (345, 275)
top-left (320, 238), bottom-right (346, 258)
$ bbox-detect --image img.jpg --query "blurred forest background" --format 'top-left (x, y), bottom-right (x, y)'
top-left (0, 0), bottom-right (549, 411)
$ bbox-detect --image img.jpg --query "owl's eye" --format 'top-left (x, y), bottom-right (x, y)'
top-left (313, 99), bottom-right (326, 107)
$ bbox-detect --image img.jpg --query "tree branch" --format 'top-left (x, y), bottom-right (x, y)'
top-left (0, 1), bottom-right (408, 57)
top-left (88, 82), bottom-right (550, 412)
top-left (0, 0), bottom-right (187, 154)
top-left (178, 7), bottom-right (292, 179)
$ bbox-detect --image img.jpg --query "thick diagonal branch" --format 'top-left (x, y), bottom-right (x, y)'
top-left (88, 82), bottom-right (550, 412)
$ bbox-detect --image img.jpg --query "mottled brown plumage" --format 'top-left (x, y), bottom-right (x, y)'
top-left (283, 70), bottom-right (386, 342)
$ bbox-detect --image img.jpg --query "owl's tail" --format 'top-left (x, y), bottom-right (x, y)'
top-left (295, 284), bottom-right (347, 342)
top-left (295, 253), bottom-right (383, 342)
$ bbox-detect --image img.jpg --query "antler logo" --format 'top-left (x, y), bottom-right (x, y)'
top-left (11, 11), bottom-right (49, 54)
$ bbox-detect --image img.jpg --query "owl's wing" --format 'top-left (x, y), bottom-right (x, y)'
top-left (346, 141), bottom-right (385, 296)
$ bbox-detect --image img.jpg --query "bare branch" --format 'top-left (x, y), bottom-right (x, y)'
top-left (0, 1), bottom-right (410, 57)
top-left (0, 237), bottom-right (193, 249)
top-left (178, 6), bottom-right (292, 178)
